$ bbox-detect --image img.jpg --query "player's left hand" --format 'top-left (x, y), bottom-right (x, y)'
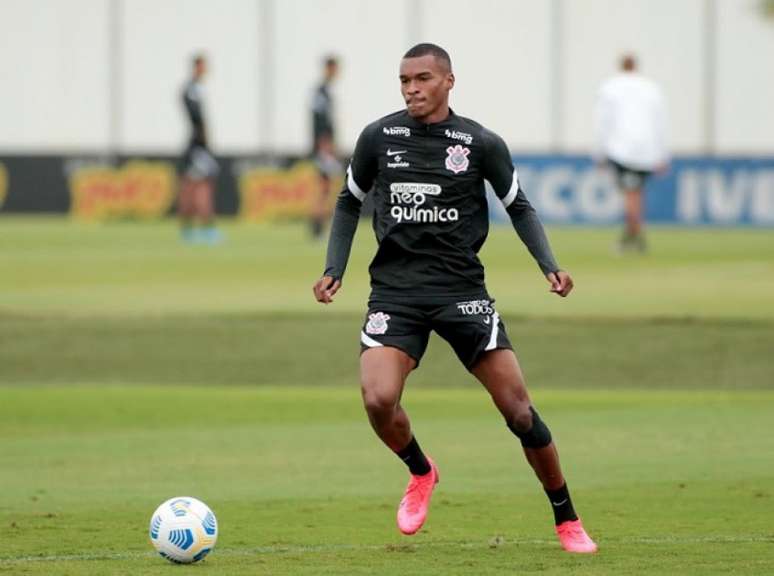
top-left (313, 275), bottom-right (342, 304)
top-left (546, 270), bottom-right (574, 297)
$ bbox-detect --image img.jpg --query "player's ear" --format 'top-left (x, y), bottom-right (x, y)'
top-left (446, 72), bottom-right (455, 90)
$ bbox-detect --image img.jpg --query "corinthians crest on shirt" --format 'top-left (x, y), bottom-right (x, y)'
top-left (366, 312), bottom-right (390, 335)
top-left (445, 144), bottom-right (470, 174)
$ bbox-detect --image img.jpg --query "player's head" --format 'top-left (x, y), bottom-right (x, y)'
top-left (192, 54), bottom-right (207, 79)
top-left (400, 43), bottom-right (454, 122)
top-left (324, 55), bottom-right (339, 81)
top-left (620, 53), bottom-right (637, 72)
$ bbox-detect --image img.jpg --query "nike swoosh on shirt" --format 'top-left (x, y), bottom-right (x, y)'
top-left (386, 149), bottom-right (407, 156)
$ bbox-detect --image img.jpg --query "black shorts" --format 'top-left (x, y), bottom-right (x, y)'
top-left (609, 159), bottom-right (651, 191)
top-left (359, 297), bottom-right (513, 370)
top-left (313, 151), bottom-right (341, 181)
top-left (182, 144), bottom-right (219, 180)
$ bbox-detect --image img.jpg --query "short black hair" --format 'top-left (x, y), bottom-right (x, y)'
top-left (403, 43), bottom-right (452, 72)
top-left (324, 55), bottom-right (339, 68)
top-left (620, 53), bottom-right (637, 72)
top-left (192, 53), bottom-right (206, 67)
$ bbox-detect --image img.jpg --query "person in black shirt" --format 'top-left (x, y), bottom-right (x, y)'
top-left (309, 55), bottom-right (341, 239)
top-left (180, 54), bottom-right (221, 244)
top-left (312, 44), bottom-right (596, 553)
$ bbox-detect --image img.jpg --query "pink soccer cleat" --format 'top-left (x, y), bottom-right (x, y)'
top-left (555, 519), bottom-right (598, 553)
top-left (396, 458), bottom-right (439, 535)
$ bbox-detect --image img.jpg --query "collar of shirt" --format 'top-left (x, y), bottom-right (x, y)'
top-left (402, 108), bottom-right (457, 130)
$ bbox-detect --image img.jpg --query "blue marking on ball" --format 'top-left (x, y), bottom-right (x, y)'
top-left (169, 498), bottom-right (190, 517)
top-left (168, 528), bottom-right (194, 550)
top-left (150, 515), bottom-right (162, 539)
top-left (202, 511), bottom-right (217, 535)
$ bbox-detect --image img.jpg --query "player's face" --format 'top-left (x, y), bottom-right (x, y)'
top-left (326, 62), bottom-right (339, 81)
top-left (399, 55), bottom-right (454, 122)
top-left (195, 60), bottom-right (207, 79)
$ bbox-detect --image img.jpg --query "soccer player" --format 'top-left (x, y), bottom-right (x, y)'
top-left (312, 43), bottom-right (597, 553)
top-left (309, 55), bottom-right (342, 239)
top-left (594, 53), bottom-right (668, 253)
top-left (179, 54), bottom-right (221, 244)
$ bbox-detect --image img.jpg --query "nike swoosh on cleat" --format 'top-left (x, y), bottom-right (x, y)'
top-left (386, 149), bottom-right (407, 156)
top-left (551, 499), bottom-right (568, 507)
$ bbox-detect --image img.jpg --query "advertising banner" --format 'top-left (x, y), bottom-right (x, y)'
top-left (494, 155), bottom-right (774, 226)
top-left (235, 160), bottom-right (342, 222)
top-left (1, 154), bottom-right (772, 227)
top-left (0, 162), bottom-right (7, 210)
top-left (68, 160), bottom-right (177, 220)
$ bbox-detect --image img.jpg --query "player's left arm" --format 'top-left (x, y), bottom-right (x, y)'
top-left (592, 86), bottom-right (613, 167)
top-left (482, 130), bottom-right (573, 297)
top-left (654, 86), bottom-right (670, 174)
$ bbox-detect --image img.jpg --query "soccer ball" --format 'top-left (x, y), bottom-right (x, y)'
top-left (149, 496), bottom-right (218, 564)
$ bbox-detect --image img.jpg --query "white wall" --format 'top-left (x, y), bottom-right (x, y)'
top-left (271, 0), bottom-right (412, 153)
top-left (120, 0), bottom-right (261, 154)
top-left (0, 0), bottom-right (110, 151)
top-left (420, 0), bottom-right (554, 151)
top-left (562, 0), bottom-right (706, 154)
top-left (269, 0), bottom-right (554, 152)
top-left (715, 0), bottom-right (774, 153)
top-left (0, 0), bottom-right (772, 155)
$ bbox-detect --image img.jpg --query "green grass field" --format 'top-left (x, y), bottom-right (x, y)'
top-left (1, 217), bottom-right (773, 575)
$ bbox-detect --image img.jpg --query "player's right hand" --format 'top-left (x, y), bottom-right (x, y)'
top-left (547, 270), bottom-right (574, 297)
top-left (313, 275), bottom-right (341, 304)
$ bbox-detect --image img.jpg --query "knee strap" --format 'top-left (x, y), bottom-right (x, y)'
top-left (507, 406), bottom-right (552, 449)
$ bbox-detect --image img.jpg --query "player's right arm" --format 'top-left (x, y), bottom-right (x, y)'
top-left (313, 122), bottom-right (379, 304)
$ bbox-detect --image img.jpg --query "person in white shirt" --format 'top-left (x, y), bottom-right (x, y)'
top-left (594, 54), bottom-right (668, 252)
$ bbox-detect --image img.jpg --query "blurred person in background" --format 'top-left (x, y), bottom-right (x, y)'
top-left (309, 55), bottom-right (342, 240)
top-left (313, 43), bottom-right (596, 554)
top-left (594, 53), bottom-right (668, 253)
top-left (179, 54), bottom-right (221, 244)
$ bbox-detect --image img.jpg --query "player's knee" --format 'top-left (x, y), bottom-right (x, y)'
top-left (507, 406), bottom-right (552, 449)
top-left (360, 386), bottom-right (398, 418)
top-left (507, 406), bottom-right (534, 434)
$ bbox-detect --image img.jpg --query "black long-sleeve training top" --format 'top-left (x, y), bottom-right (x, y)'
top-left (182, 79), bottom-right (207, 148)
top-left (312, 81), bottom-right (335, 150)
top-left (324, 109), bottom-right (560, 303)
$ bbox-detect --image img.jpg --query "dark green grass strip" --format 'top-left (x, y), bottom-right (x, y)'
top-left (1, 313), bottom-right (772, 389)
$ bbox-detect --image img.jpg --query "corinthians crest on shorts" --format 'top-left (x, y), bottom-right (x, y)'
top-left (445, 144), bottom-right (470, 174)
top-left (366, 312), bottom-right (390, 335)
